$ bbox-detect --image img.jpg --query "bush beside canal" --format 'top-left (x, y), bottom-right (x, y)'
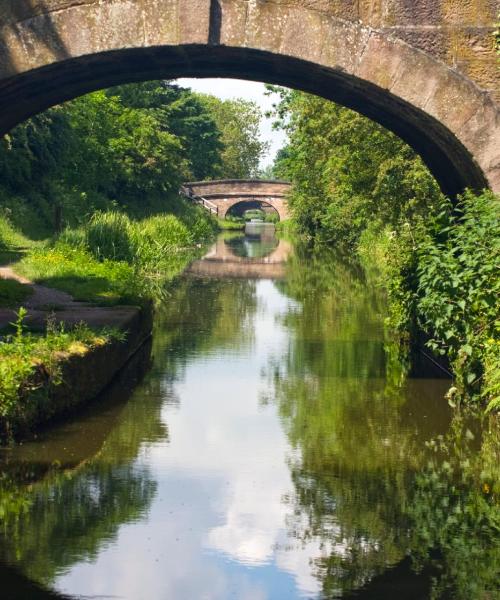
top-left (269, 88), bottom-right (499, 409)
top-left (13, 203), bottom-right (217, 306)
top-left (376, 190), bottom-right (500, 411)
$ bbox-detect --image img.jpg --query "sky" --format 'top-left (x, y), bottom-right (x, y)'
top-left (175, 78), bottom-right (288, 169)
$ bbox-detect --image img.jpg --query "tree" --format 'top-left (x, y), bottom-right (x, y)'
top-left (269, 88), bottom-right (441, 247)
top-left (197, 95), bottom-right (268, 179)
top-left (110, 81), bottom-right (224, 181)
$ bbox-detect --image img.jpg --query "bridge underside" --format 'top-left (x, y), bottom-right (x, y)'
top-left (219, 198), bottom-right (288, 221)
top-left (225, 200), bottom-right (279, 218)
top-left (0, 1), bottom-right (497, 197)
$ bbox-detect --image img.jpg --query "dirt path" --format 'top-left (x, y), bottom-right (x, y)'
top-left (0, 266), bottom-right (139, 332)
top-left (0, 266), bottom-right (80, 309)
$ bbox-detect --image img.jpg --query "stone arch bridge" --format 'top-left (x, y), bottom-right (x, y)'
top-left (181, 180), bottom-right (291, 220)
top-left (0, 1), bottom-right (498, 197)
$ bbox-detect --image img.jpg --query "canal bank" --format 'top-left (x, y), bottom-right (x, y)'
top-left (0, 205), bottom-right (217, 443)
top-left (0, 265), bottom-right (153, 442)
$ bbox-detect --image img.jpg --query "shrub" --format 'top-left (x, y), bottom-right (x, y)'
top-left (415, 191), bottom-right (499, 403)
top-left (57, 226), bottom-right (86, 249)
top-left (85, 211), bottom-right (138, 263)
top-left (135, 214), bottom-right (192, 270)
top-left (175, 204), bottom-right (218, 240)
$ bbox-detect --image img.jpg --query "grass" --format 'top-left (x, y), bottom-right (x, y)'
top-left (0, 214), bottom-right (34, 250)
top-left (217, 219), bottom-right (245, 231)
top-left (14, 208), bottom-right (217, 306)
top-left (0, 308), bottom-right (125, 422)
top-left (16, 243), bottom-right (144, 305)
top-left (0, 279), bottom-right (33, 308)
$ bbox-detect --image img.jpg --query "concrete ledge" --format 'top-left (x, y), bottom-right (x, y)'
top-left (0, 305), bottom-right (153, 442)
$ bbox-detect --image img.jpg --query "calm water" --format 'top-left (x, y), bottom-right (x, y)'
top-left (1, 225), bottom-right (498, 599)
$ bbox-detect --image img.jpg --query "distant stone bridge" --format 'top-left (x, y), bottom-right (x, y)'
top-left (181, 180), bottom-right (291, 220)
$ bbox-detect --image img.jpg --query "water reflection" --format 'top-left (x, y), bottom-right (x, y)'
top-left (188, 224), bottom-right (293, 279)
top-left (225, 223), bottom-right (279, 259)
top-left (0, 233), bottom-right (497, 599)
top-left (267, 248), bottom-right (451, 597)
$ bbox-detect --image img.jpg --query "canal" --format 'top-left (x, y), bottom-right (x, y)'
top-left (0, 225), bottom-right (498, 599)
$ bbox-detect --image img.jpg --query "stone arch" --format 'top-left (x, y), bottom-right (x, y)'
top-left (0, 1), bottom-right (498, 196)
top-left (224, 200), bottom-right (283, 221)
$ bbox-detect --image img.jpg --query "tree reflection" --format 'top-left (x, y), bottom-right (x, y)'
top-left (153, 275), bottom-right (258, 379)
top-left (0, 273), bottom-right (259, 593)
top-left (1, 462), bottom-right (156, 586)
top-left (405, 415), bottom-right (500, 600)
top-left (0, 359), bottom-right (162, 590)
top-left (268, 245), bottom-right (475, 598)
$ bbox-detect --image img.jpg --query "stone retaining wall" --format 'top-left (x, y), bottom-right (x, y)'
top-left (0, 305), bottom-right (153, 442)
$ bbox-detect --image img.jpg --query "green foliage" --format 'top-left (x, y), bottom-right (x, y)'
top-left (112, 81), bottom-right (224, 181)
top-left (197, 94), bottom-right (269, 179)
top-left (0, 308), bottom-right (124, 420)
top-left (415, 191), bottom-right (499, 404)
top-left (62, 89), bottom-right (188, 214)
top-left (0, 81), bottom-right (268, 236)
top-left (270, 89), bottom-right (441, 248)
top-left (264, 212), bottom-right (280, 224)
top-left (85, 211), bottom-right (138, 263)
top-left (16, 204), bottom-right (216, 306)
top-left (271, 87), bottom-right (499, 407)
top-left (274, 219), bottom-right (296, 237)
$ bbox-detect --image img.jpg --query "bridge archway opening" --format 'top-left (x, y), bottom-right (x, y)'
top-left (226, 201), bottom-right (280, 222)
top-left (0, 3), bottom-right (498, 199)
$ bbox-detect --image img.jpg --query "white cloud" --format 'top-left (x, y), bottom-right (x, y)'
top-left (53, 281), bottom-right (325, 600)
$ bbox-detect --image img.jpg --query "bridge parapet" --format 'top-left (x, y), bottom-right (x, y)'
top-left (184, 180), bottom-right (292, 199)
